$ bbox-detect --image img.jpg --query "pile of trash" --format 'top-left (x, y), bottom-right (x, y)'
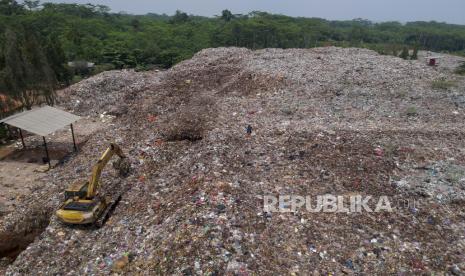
top-left (57, 70), bottom-right (161, 116)
top-left (2, 47), bottom-right (465, 275)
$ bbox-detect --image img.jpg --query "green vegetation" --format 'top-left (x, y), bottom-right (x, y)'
top-left (1, 1), bottom-right (465, 111)
top-left (411, 47), bottom-right (419, 60)
top-left (399, 47), bottom-right (409, 60)
top-left (0, 0), bottom-right (70, 110)
top-left (456, 62), bottom-right (465, 75)
top-left (431, 79), bottom-right (457, 90)
top-left (406, 106), bottom-right (418, 117)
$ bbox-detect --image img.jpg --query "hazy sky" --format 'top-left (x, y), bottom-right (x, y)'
top-left (40, 0), bottom-right (465, 24)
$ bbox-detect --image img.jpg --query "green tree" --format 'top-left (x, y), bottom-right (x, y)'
top-left (23, 0), bottom-right (40, 10)
top-left (0, 0), bottom-right (24, 15)
top-left (399, 47), bottom-right (409, 60)
top-left (0, 26), bottom-right (58, 109)
top-left (171, 10), bottom-right (189, 24)
top-left (45, 35), bottom-right (72, 85)
top-left (131, 18), bottom-right (141, 32)
top-left (221, 10), bottom-right (234, 22)
top-left (3, 2), bottom-right (465, 75)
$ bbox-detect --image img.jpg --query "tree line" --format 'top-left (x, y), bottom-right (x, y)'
top-left (1, 0), bottom-right (465, 114)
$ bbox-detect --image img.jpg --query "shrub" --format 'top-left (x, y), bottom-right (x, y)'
top-left (410, 47), bottom-right (418, 60)
top-left (71, 75), bottom-right (83, 84)
top-left (92, 63), bottom-right (115, 75)
top-left (399, 47), bottom-right (409, 60)
top-left (455, 62), bottom-right (465, 75)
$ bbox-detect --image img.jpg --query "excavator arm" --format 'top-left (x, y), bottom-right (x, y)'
top-left (86, 143), bottom-right (126, 199)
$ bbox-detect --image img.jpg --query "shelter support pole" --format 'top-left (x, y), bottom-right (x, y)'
top-left (5, 124), bottom-right (11, 138)
top-left (70, 123), bottom-right (77, 152)
top-left (19, 128), bottom-right (25, 148)
top-left (43, 136), bottom-right (51, 168)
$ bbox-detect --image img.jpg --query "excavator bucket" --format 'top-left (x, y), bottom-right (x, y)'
top-left (113, 158), bottom-right (131, 177)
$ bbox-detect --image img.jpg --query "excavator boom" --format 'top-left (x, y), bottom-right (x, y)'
top-left (86, 143), bottom-right (126, 198)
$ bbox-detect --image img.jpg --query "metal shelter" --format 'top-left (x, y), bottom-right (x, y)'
top-left (0, 106), bottom-right (81, 167)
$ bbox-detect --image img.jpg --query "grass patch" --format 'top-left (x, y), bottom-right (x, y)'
top-left (395, 89), bottom-right (408, 99)
top-left (71, 75), bottom-right (83, 84)
top-left (431, 79), bottom-right (457, 91)
top-left (406, 106), bottom-right (418, 117)
top-left (444, 165), bottom-right (465, 184)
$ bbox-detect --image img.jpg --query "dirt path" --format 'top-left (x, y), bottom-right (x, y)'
top-left (0, 162), bottom-right (44, 218)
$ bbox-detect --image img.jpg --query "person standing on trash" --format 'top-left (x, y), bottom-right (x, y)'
top-left (246, 125), bottom-right (253, 136)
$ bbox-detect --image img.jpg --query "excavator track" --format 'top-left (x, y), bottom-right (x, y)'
top-left (94, 193), bottom-right (123, 228)
top-left (93, 179), bottom-right (132, 228)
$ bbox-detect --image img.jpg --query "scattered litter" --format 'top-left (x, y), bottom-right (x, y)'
top-left (2, 47), bottom-right (465, 275)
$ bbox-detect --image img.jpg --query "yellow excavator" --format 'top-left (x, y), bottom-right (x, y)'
top-left (56, 143), bottom-right (130, 227)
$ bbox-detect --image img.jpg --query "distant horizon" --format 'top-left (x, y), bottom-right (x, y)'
top-left (24, 0), bottom-right (465, 25)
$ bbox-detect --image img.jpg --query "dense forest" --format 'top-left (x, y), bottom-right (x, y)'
top-left (1, 0), bottom-right (465, 114)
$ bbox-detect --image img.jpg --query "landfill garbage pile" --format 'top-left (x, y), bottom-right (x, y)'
top-left (3, 47), bottom-right (465, 275)
top-left (58, 70), bottom-right (161, 116)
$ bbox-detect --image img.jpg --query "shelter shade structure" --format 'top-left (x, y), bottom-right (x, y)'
top-left (0, 106), bottom-right (81, 167)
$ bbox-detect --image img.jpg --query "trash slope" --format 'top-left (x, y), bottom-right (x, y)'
top-left (4, 47), bottom-right (465, 275)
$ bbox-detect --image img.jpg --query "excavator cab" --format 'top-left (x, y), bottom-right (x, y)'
top-left (64, 181), bottom-right (89, 200)
top-left (56, 197), bottom-right (108, 225)
top-left (56, 144), bottom-right (130, 227)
